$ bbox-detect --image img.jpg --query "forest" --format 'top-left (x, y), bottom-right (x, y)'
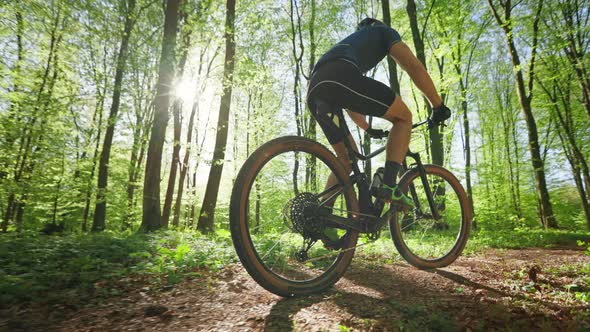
top-left (1, 0), bottom-right (590, 330)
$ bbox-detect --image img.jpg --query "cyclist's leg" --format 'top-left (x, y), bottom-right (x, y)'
top-left (379, 96), bottom-right (414, 207)
top-left (381, 96), bottom-right (412, 164)
top-left (334, 76), bottom-right (413, 205)
top-left (307, 101), bottom-right (357, 248)
top-left (307, 59), bottom-right (410, 203)
top-left (324, 133), bottom-right (358, 192)
top-left (308, 100), bottom-right (356, 203)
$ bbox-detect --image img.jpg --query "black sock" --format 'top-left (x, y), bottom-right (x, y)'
top-left (383, 160), bottom-right (401, 188)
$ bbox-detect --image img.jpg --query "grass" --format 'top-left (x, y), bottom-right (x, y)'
top-left (465, 226), bottom-right (590, 254)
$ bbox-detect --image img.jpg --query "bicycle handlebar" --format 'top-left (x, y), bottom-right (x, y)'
top-left (368, 118), bottom-right (441, 140)
top-left (354, 118), bottom-right (445, 160)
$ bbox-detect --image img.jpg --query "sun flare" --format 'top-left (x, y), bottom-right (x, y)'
top-left (173, 79), bottom-right (195, 104)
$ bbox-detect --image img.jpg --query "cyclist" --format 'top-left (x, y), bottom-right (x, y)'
top-left (306, 18), bottom-right (450, 247)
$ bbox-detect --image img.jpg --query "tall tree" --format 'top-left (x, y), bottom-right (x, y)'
top-left (92, 0), bottom-right (137, 232)
top-left (406, 0), bottom-right (444, 166)
top-left (376, 0), bottom-right (399, 180)
top-left (439, 0), bottom-right (488, 226)
top-left (141, 0), bottom-right (182, 232)
top-left (305, 0), bottom-right (318, 192)
top-left (552, 0), bottom-right (590, 121)
top-left (125, 36), bottom-right (157, 226)
top-left (382, 0), bottom-right (399, 95)
top-left (197, 0), bottom-right (236, 233)
top-left (173, 37), bottom-right (219, 227)
top-left (0, 6), bottom-right (24, 232)
top-left (162, 12), bottom-right (191, 228)
top-left (3, 2), bottom-right (67, 231)
top-left (288, 0), bottom-right (305, 195)
top-left (487, 0), bottom-right (557, 228)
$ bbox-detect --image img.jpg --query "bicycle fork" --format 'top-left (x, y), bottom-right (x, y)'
top-left (406, 151), bottom-right (442, 220)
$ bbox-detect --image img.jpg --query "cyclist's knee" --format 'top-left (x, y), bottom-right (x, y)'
top-left (382, 97), bottom-right (412, 124)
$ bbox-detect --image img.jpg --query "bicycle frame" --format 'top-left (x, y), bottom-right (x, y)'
top-left (316, 118), bottom-right (442, 233)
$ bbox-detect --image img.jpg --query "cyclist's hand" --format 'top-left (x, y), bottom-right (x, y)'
top-left (431, 104), bottom-right (451, 125)
top-left (366, 128), bottom-right (389, 139)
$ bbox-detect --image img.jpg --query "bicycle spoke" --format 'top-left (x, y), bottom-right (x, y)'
top-left (250, 213), bottom-right (284, 232)
top-left (400, 215), bottom-right (417, 232)
top-left (417, 219), bottom-right (435, 246)
top-left (260, 230), bottom-right (290, 261)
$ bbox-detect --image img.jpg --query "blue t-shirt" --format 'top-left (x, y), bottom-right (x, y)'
top-left (314, 25), bottom-right (402, 73)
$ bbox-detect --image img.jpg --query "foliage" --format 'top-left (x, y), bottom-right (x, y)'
top-left (0, 230), bottom-right (237, 306)
top-left (0, 0), bottom-right (588, 234)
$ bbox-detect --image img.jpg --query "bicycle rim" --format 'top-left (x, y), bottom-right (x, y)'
top-left (230, 136), bottom-right (359, 296)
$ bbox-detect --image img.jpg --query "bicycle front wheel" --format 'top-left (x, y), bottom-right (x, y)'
top-left (230, 136), bottom-right (359, 297)
top-left (390, 165), bottom-right (471, 269)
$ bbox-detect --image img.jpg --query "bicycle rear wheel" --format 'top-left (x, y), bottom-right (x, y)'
top-left (230, 136), bottom-right (359, 297)
top-left (389, 165), bottom-right (471, 269)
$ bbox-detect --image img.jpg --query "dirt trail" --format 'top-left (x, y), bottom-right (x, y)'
top-left (10, 248), bottom-right (590, 331)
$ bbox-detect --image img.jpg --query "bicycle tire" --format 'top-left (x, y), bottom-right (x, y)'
top-left (230, 136), bottom-right (360, 297)
top-left (389, 165), bottom-right (472, 269)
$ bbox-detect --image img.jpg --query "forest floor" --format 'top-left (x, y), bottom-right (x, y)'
top-left (4, 246), bottom-right (590, 331)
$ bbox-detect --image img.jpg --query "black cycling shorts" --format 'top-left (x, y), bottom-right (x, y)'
top-left (306, 59), bottom-right (395, 144)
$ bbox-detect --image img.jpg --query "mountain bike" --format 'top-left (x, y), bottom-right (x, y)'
top-left (230, 118), bottom-right (472, 297)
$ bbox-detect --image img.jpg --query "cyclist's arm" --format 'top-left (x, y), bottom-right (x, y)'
top-left (345, 109), bottom-right (369, 130)
top-left (388, 42), bottom-right (442, 108)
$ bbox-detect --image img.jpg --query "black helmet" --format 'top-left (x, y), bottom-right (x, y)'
top-left (357, 17), bottom-right (385, 30)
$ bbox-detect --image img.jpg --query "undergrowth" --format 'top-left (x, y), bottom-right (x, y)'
top-left (0, 229), bottom-right (236, 307)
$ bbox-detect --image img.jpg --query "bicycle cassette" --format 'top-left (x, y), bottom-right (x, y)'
top-left (283, 192), bottom-right (325, 239)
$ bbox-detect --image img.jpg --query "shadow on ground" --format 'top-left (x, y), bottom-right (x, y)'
top-left (263, 253), bottom-right (589, 331)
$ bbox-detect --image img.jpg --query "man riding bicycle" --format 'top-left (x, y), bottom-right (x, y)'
top-left (306, 18), bottom-right (451, 247)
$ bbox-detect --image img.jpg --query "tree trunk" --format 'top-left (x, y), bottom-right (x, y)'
top-left (499, 96), bottom-right (521, 218)
top-left (288, 0), bottom-right (305, 195)
top-left (126, 112), bottom-right (143, 224)
top-left (1, 9), bottom-right (24, 232)
top-left (162, 18), bottom-right (191, 227)
top-left (141, 0), bottom-right (182, 232)
top-left (373, 0), bottom-right (402, 180)
top-left (92, 0), bottom-right (136, 232)
top-left (172, 100), bottom-right (197, 227)
top-left (305, 0), bottom-right (317, 192)
top-left (382, 0), bottom-right (400, 95)
top-left (487, 0), bottom-right (556, 228)
top-left (82, 93), bottom-right (105, 231)
top-left (12, 10), bottom-right (64, 230)
top-left (406, 0), bottom-right (443, 166)
top-left (173, 41), bottom-right (219, 228)
top-left (460, 78), bottom-right (475, 223)
top-left (510, 109), bottom-right (522, 213)
top-left (125, 101), bottom-right (152, 226)
top-left (538, 76), bottom-right (590, 227)
top-left (557, 124), bottom-right (590, 227)
top-left (162, 101), bottom-right (182, 227)
top-left (197, 0), bottom-right (236, 234)
top-left (559, 0), bottom-right (590, 121)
